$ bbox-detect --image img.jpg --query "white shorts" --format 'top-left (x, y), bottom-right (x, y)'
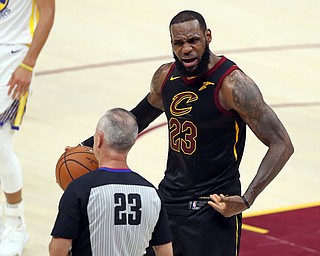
top-left (0, 44), bottom-right (32, 129)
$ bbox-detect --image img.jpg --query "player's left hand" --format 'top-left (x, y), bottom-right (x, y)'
top-left (208, 194), bottom-right (248, 217)
top-left (7, 66), bottom-right (32, 99)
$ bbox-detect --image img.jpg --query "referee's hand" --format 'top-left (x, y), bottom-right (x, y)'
top-left (208, 194), bottom-right (248, 217)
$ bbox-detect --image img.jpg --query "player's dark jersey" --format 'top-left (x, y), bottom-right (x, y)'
top-left (159, 56), bottom-right (246, 212)
top-left (51, 168), bottom-right (171, 256)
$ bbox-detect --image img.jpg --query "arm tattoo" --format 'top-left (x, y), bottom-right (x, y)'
top-left (151, 63), bottom-right (172, 94)
top-left (229, 71), bottom-right (271, 144)
top-left (229, 73), bottom-right (293, 204)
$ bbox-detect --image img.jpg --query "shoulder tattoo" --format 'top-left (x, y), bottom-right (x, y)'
top-left (230, 71), bottom-right (263, 114)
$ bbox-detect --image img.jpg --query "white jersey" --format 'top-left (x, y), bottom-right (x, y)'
top-left (0, 0), bottom-right (38, 45)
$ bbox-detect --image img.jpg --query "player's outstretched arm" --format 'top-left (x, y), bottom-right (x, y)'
top-left (79, 63), bottom-right (172, 147)
top-left (130, 63), bottom-right (172, 132)
top-left (219, 69), bottom-right (294, 210)
top-left (78, 94), bottom-right (164, 147)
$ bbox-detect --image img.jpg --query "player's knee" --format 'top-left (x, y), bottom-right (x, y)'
top-left (1, 170), bottom-right (23, 194)
top-left (0, 130), bottom-right (22, 192)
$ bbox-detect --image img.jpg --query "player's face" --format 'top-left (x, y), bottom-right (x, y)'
top-left (170, 19), bottom-right (211, 76)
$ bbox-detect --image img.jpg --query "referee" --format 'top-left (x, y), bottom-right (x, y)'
top-left (49, 108), bottom-right (173, 256)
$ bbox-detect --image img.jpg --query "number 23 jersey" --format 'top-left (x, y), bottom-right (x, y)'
top-left (159, 56), bottom-right (246, 203)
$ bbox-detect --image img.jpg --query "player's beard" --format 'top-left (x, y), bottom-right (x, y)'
top-left (173, 44), bottom-right (211, 77)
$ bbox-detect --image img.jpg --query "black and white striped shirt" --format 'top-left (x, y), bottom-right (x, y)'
top-left (51, 167), bottom-right (171, 256)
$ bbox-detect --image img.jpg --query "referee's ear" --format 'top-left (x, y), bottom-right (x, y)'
top-left (96, 131), bottom-right (104, 148)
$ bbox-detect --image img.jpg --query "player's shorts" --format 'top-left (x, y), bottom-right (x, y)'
top-left (143, 198), bottom-right (242, 256)
top-left (0, 44), bottom-right (31, 130)
top-left (168, 204), bottom-right (242, 256)
top-left (144, 200), bottom-right (242, 256)
top-left (0, 92), bottom-right (28, 130)
top-left (144, 202), bottom-right (242, 256)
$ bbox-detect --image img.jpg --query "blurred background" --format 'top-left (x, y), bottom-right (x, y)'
top-left (8, 0), bottom-right (319, 254)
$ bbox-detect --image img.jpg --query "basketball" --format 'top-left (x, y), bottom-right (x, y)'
top-left (55, 146), bottom-right (99, 190)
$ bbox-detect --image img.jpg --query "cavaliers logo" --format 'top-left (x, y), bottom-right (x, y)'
top-left (0, 0), bottom-right (9, 11)
top-left (170, 91), bottom-right (198, 117)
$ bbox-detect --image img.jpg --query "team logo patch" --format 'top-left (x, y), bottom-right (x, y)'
top-left (0, 0), bottom-right (10, 19)
top-left (0, 0), bottom-right (8, 10)
top-left (199, 81), bottom-right (215, 91)
top-left (170, 91), bottom-right (198, 117)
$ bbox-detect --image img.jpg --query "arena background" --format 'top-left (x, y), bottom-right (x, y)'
top-left (6, 1), bottom-right (320, 255)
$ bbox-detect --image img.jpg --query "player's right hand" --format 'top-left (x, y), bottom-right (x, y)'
top-left (208, 194), bottom-right (248, 217)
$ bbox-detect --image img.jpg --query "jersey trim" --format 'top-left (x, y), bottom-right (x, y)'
top-left (29, 0), bottom-right (38, 44)
top-left (12, 92), bottom-right (28, 130)
top-left (214, 65), bottom-right (239, 116)
top-left (161, 63), bottom-right (175, 93)
top-left (235, 214), bottom-right (240, 256)
top-left (233, 121), bottom-right (240, 161)
top-left (99, 167), bottom-right (132, 173)
top-left (182, 56), bottom-right (227, 85)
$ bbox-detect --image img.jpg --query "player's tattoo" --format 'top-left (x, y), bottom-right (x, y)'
top-left (150, 63), bottom-right (172, 110)
top-left (231, 72), bottom-right (263, 115)
top-left (151, 63), bottom-right (172, 94)
top-left (229, 71), bottom-right (272, 144)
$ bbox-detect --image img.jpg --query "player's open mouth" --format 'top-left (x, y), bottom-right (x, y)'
top-left (182, 57), bottom-right (198, 68)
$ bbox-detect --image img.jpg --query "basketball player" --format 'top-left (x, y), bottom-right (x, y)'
top-left (0, 0), bottom-right (54, 254)
top-left (50, 108), bottom-right (173, 256)
top-left (80, 10), bottom-right (294, 256)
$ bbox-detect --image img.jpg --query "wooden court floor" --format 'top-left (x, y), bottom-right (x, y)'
top-left (3, 0), bottom-right (319, 255)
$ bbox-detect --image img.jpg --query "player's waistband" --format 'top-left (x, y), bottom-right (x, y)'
top-left (188, 197), bottom-right (211, 210)
top-left (164, 197), bottom-right (211, 216)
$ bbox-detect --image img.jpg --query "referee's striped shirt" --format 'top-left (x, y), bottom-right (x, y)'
top-left (51, 167), bottom-right (171, 256)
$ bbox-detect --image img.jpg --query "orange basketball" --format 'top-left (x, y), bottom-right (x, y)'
top-left (55, 146), bottom-right (99, 190)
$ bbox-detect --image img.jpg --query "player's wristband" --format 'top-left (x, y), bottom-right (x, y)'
top-left (19, 63), bottom-right (33, 72)
top-left (241, 196), bottom-right (250, 209)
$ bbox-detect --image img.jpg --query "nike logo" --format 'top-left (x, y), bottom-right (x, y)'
top-left (11, 49), bottom-right (23, 54)
top-left (199, 81), bottom-right (215, 91)
top-left (170, 75), bottom-right (180, 81)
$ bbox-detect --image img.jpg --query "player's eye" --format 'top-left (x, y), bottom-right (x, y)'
top-left (188, 38), bottom-right (199, 44)
top-left (174, 41), bottom-right (184, 46)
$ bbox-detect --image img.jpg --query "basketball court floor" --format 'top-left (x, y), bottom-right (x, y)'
top-left (3, 0), bottom-right (319, 255)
